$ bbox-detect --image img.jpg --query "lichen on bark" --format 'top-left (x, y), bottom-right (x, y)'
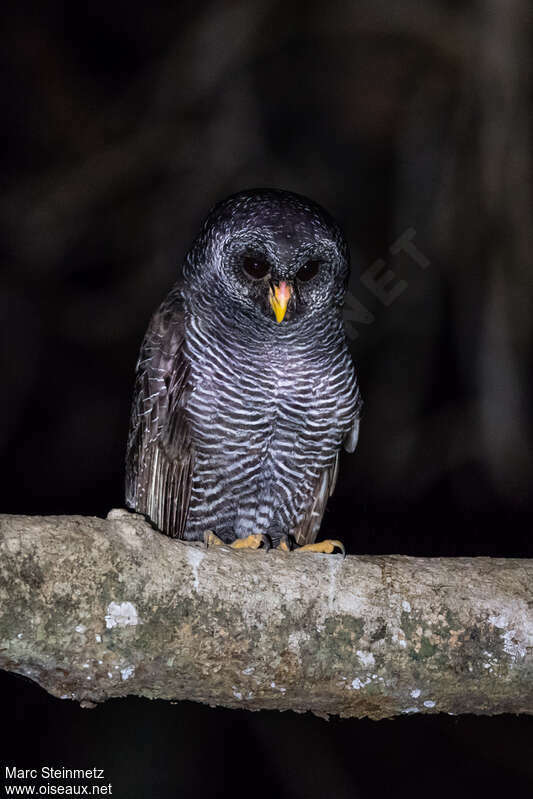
top-left (0, 511), bottom-right (532, 719)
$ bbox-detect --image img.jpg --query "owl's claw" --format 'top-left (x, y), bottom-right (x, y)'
top-left (203, 530), bottom-right (226, 548)
top-left (230, 534), bottom-right (271, 551)
top-left (296, 539), bottom-right (345, 557)
top-left (277, 534), bottom-right (293, 553)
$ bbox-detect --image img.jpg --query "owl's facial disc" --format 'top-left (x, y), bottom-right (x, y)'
top-left (269, 281), bottom-right (292, 323)
top-left (218, 227), bottom-right (347, 325)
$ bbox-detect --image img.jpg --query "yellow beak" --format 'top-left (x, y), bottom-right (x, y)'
top-left (269, 281), bottom-right (292, 323)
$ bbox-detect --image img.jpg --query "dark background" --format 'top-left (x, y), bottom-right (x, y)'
top-left (2, 1), bottom-right (532, 797)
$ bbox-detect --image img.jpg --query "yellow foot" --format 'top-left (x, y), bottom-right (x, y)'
top-left (231, 534), bottom-right (271, 551)
top-left (203, 530), bottom-right (226, 548)
top-left (277, 534), bottom-right (292, 553)
top-left (296, 539), bottom-right (345, 557)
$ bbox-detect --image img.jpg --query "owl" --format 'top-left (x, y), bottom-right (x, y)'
top-left (126, 189), bottom-right (361, 554)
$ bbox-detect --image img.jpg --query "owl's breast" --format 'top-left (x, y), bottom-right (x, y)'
top-left (184, 314), bottom-right (357, 469)
top-left (185, 333), bottom-right (275, 460)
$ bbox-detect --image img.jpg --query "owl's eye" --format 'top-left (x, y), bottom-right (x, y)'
top-left (296, 260), bottom-right (320, 282)
top-left (242, 257), bottom-right (270, 280)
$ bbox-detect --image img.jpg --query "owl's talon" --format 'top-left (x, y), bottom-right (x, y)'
top-left (203, 530), bottom-right (226, 548)
top-left (230, 534), bottom-right (271, 551)
top-left (296, 539), bottom-right (345, 557)
top-left (277, 534), bottom-right (293, 553)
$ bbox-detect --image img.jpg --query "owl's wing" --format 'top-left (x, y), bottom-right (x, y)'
top-left (343, 417), bottom-right (360, 454)
top-left (291, 454), bottom-right (340, 546)
top-left (292, 391), bottom-right (361, 546)
top-left (125, 288), bottom-right (193, 538)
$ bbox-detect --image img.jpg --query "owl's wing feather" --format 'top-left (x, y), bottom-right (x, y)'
top-left (125, 288), bottom-right (193, 538)
top-left (344, 418), bottom-right (360, 453)
top-left (291, 454), bottom-right (339, 546)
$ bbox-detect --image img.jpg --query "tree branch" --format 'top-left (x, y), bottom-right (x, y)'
top-left (0, 512), bottom-right (532, 719)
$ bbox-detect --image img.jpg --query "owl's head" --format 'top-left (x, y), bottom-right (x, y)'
top-left (185, 189), bottom-right (350, 327)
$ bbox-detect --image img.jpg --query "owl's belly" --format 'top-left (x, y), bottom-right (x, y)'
top-left (183, 360), bottom-right (340, 538)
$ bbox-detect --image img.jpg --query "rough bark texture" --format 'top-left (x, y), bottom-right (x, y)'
top-left (0, 511), bottom-right (532, 719)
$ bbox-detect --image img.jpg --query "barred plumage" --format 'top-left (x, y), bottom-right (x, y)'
top-left (126, 189), bottom-right (361, 547)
